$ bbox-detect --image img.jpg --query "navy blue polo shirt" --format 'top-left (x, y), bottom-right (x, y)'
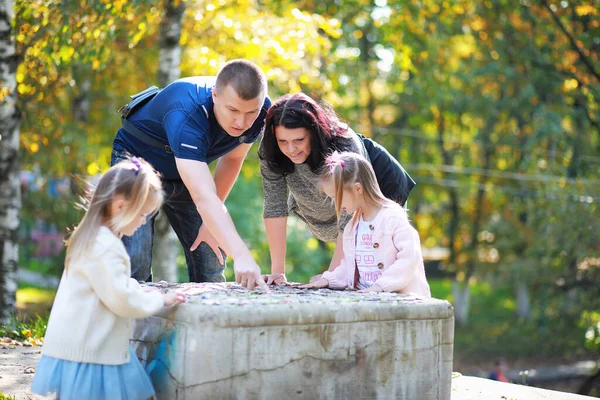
top-left (113, 76), bottom-right (271, 180)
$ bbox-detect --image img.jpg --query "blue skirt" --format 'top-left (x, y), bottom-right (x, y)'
top-left (31, 347), bottom-right (156, 400)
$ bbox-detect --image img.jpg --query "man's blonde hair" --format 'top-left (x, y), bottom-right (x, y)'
top-left (215, 59), bottom-right (267, 100)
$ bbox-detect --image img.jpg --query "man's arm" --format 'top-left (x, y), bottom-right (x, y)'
top-left (214, 143), bottom-right (251, 202)
top-left (176, 157), bottom-right (266, 290)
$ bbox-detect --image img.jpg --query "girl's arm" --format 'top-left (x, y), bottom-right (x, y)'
top-left (321, 227), bottom-right (353, 289)
top-left (321, 256), bottom-right (349, 289)
top-left (85, 246), bottom-right (165, 318)
top-left (299, 230), bottom-right (351, 289)
top-left (375, 218), bottom-right (420, 292)
top-left (307, 233), bottom-right (344, 285)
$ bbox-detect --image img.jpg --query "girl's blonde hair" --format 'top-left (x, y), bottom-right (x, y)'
top-left (65, 157), bottom-right (163, 269)
top-left (321, 151), bottom-right (400, 223)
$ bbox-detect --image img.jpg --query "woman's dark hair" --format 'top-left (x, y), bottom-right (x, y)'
top-left (259, 92), bottom-right (356, 175)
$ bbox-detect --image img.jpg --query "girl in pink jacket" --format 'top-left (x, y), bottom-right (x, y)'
top-left (300, 152), bottom-right (431, 297)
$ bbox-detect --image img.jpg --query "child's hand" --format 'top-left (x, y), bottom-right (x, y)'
top-left (262, 273), bottom-right (287, 285)
top-left (359, 284), bottom-right (384, 293)
top-left (298, 278), bottom-right (329, 289)
top-left (163, 292), bottom-right (186, 306)
top-left (308, 274), bottom-right (323, 283)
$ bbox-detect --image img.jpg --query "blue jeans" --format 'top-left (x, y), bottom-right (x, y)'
top-left (111, 148), bottom-right (226, 283)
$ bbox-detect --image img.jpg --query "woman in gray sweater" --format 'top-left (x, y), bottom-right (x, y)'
top-left (259, 92), bottom-right (414, 284)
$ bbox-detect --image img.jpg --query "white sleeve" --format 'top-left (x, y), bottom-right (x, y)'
top-left (84, 247), bottom-right (164, 318)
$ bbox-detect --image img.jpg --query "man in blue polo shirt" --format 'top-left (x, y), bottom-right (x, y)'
top-left (111, 59), bottom-right (270, 290)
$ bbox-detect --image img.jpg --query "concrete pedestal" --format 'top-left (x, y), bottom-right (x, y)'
top-left (131, 283), bottom-right (454, 400)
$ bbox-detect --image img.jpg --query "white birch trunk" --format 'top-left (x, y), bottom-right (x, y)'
top-left (152, 0), bottom-right (185, 283)
top-left (72, 73), bottom-right (91, 122)
top-left (452, 279), bottom-right (471, 326)
top-left (0, 0), bottom-right (21, 321)
top-left (516, 281), bottom-right (531, 319)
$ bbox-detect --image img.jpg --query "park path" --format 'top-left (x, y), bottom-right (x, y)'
top-left (0, 341), bottom-right (50, 399)
top-left (1, 341), bottom-right (595, 400)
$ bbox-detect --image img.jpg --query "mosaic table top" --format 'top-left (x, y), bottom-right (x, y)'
top-left (144, 281), bottom-right (448, 310)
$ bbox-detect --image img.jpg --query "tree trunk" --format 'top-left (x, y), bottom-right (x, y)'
top-left (71, 65), bottom-right (91, 123)
top-left (516, 281), bottom-right (531, 319)
top-left (0, 0), bottom-right (21, 322)
top-left (438, 113), bottom-right (469, 325)
top-left (359, 19), bottom-right (375, 138)
top-left (562, 96), bottom-right (584, 312)
top-left (436, 112), bottom-right (460, 267)
top-left (452, 279), bottom-right (471, 325)
top-left (578, 368), bottom-right (600, 396)
top-left (152, 0), bottom-right (186, 283)
top-left (511, 115), bottom-right (540, 320)
top-left (465, 117), bottom-right (495, 282)
top-left (152, 214), bottom-right (179, 282)
top-left (158, 0), bottom-right (185, 85)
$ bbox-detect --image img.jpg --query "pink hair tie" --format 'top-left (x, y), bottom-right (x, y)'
top-left (131, 157), bottom-right (141, 175)
top-left (325, 152), bottom-right (344, 173)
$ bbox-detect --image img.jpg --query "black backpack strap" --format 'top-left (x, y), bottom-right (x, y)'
top-left (357, 134), bottom-right (416, 206)
top-left (121, 118), bottom-right (173, 155)
top-left (118, 86), bottom-right (160, 118)
top-left (118, 86), bottom-right (173, 155)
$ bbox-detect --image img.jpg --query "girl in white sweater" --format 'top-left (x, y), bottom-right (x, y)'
top-left (31, 157), bottom-right (185, 400)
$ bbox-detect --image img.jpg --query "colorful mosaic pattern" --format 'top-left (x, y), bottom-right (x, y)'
top-left (144, 281), bottom-right (427, 306)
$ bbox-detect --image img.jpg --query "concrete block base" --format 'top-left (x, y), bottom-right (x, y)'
top-left (131, 283), bottom-right (454, 400)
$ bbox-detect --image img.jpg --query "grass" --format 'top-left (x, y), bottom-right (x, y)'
top-left (16, 282), bottom-right (56, 304)
top-left (0, 282), bottom-right (55, 342)
top-left (15, 281), bottom-right (56, 321)
top-left (0, 394), bottom-right (17, 400)
top-left (0, 314), bottom-right (47, 341)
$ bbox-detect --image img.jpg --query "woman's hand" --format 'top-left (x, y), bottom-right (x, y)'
top-left (308, 273), bottom-right (323, 283)
top-left (299, 278), bottom-right (329, 289)
top-left (263, 273), bottom-right (287, 285)
top-left (164, 291), bottom-right (187, 306)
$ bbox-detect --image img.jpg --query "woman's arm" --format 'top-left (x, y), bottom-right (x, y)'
top-left (265, 216), bottom-right (288, 275)
top-left (260, 155), bottom-right (290, 282)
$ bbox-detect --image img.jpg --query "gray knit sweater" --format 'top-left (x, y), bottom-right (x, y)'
top-left (260, 133), bottom-right (365, 243)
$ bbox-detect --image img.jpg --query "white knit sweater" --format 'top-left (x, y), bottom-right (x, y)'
top-left (41, 226), bottom-right (164, 365)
